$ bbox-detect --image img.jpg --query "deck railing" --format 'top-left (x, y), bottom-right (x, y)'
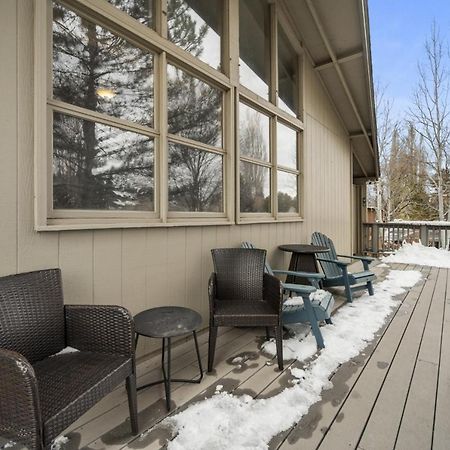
top-left (362, 222), bottom-right (450, 255)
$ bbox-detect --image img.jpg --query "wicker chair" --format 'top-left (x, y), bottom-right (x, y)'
top-left (0, 269), bottom-right (138, 450)
top-left (208, 248), bottom-right (284, 372)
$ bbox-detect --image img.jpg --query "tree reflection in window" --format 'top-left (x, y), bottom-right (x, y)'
top-left (168, 144), bottom-right (222, 212)
top-left (53, 3), bottom-right (154, 127)
top-left (277, 171), bottom-right (297, 213)
top-left (53, 113), bottom-right (154, 210)
top-left (240, 162), bottom-right (270, 213)
top-left (167, 65), bottom-right (222, 147)
top-left (167, 0), bottom-right (222, 70)
top-left (107, 0), bottom-right (153, 28)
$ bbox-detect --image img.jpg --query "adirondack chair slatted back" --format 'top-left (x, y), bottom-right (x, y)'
top-left (311, 232), bottom-right (342, 278)
top-left (241, 242), bottom-right (275, 276)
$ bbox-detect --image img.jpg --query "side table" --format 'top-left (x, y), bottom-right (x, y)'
top-left (134, 306), bottom-right (203, 411)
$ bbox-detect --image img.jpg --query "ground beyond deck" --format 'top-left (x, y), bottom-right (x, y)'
top-left (61, 263), bottom-right (449, 450)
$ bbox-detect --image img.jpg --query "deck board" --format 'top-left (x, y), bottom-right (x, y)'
top-left (55, 263), bottom-right (450, 450)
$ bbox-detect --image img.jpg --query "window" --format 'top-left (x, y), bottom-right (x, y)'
top-left (239, 0), bottom-right (271, 100)
top-left (36, 0), bottom-right (303, 229)
top-left (167, 65), bottom-right (225, 212)
top-left (278, 23), bottom-right (299, 117)
top-left (52, 2), bottom-right (156, 214)
top-left (167, 0), bottom-right (223, 70)
top-left (237, 4), bottom-right (303, 220)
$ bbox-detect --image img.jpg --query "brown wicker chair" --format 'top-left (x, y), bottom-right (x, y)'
top-left (0, 269), bottom-right (138, 449)
top-left (208, 248), bottom-right (284, 372)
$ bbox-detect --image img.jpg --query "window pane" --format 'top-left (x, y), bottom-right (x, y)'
top-left (278, 24), bottom-right (298, 116)
top-left (53, 3), bottom-right (154, 127)
top-left (239, 103), bottom-right (270, 162)
top-left (168, 143), bottom-right (223, 212)
top-left (239, 0), bottom-right (270, 100)
top-left (107, 0), bottom-right (153, 27)
top-left (240, 161), bottom-right (270, 213)
top-left (278, 171), bottom-right (298, 213)
top-left (167, 0), bottom-right (222, 70)
top-left (167, 64), bottom-right (222, 147)
top-left (277, 122), bottom-right (297, 169)
top-left (53, 113), bottom-right (154, 211)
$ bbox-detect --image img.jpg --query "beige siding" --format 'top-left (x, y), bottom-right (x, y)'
top-left (1, 1), bottom-right (353, 355)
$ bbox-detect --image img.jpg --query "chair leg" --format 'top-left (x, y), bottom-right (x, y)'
top-left (343, 277), bottom-right (353, 302)
top-left (367, 280), bottom-right (374, 296)
top-left (265, 326), bottom-right (271, 340)
top-left (126, 374), bottom-right (139, 435)
top-left (325, 318), bottom-right (333, 325)
top-left (208, 326), bottom-right (218, 373)
top-left (275, 326), bottom-right (284, 370)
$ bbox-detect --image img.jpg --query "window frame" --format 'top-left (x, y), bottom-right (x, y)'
top-left (236, 4), bottom-right (305, 224)
top-left (34, 0), bottom-right (304, 231)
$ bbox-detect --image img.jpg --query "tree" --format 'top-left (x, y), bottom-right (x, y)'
top-left (409, 23), bottom-right (450, 222)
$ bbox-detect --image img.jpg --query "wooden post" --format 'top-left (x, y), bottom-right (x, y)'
top-left (372, 223), bottom-right (379, 255)
top-left (420, 225), bottom-right (428, 246)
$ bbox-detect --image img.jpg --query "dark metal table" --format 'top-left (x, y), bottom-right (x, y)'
top-left (278, 244), bottom-right (329, 285)
top-left (134, 306), bottom-right (203, 411)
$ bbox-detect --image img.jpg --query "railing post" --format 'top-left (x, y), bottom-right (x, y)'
top-left (372, 224), bottom-right (379, 255)
top-left (420, 225), bottom-right (428, 245)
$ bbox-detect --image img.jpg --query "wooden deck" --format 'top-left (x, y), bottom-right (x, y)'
top-left (61, 263), bottom-right (449, 450)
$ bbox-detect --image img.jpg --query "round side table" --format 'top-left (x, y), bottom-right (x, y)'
top-left (134, 306), bottom-right (203, 411)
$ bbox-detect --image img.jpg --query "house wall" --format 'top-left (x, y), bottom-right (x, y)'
top-left (0, 0), bottom-right (353, 355)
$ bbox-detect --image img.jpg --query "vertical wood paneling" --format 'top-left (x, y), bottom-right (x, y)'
top-left (17, 0), bottom-right (59, 273)
top-left (166, 228), bottom-right (187, 306)
top-left (145, 227), bottom-right (168, 308)
top-left (0, 0), bottom-right (18, 276)
top-left (185, 227), bottom-right (203, 311)
top-left (93, 230), bottom-right (122, 305)
top-left (122, 229), bottom-right (147, 315)
top-left (59, 231), bottom-right (93, 304)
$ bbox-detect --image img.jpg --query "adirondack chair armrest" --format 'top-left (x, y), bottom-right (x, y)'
top-left (316, 257), bottom-right (350, 268)
top-left (336, 254), bottom-right (375, 263)
top-left (272, 269), bottom-right (325, 280)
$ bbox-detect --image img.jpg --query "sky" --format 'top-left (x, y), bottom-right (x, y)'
top-left (369, 0), bottom-right (450, 120)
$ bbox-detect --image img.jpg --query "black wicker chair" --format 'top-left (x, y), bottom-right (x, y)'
top-left (208, 248), bottom-right (284, 372)
top-left (0, 269), bottom-right (138, 449)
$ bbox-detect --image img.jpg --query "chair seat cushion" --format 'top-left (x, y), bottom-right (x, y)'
top-left (213, 300), bottom-right (279, 326)
top-left (33, 351), bottom-right (132, 445)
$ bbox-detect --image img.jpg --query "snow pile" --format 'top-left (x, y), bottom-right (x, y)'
top-left (163, 270), bottom-right (422, 450)
top-left (383, 241), bottom-right (450, 268)
top-left (283, 296), bottom-right (304, 307)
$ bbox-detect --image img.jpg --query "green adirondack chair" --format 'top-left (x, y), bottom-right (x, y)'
top-left (311, 232), bottom-right (376, 303)
top-left (241, 242), bottom-right (334, 349)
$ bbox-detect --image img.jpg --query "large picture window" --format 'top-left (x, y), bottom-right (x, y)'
top-left (36, 0), bottom-right (303, 228)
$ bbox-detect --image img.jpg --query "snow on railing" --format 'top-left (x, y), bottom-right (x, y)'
top-left (363, 221), bottom-right (450, 255)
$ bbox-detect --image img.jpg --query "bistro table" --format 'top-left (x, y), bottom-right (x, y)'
top-left (134, 306), bottom-right (203, 411)
top-left (278, 244), bottom-right (329, 285)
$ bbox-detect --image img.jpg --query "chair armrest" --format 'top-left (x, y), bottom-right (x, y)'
top-left (0, 349), bottom-right (42, 449)
top-left (263, 273), bottom-right (283, 315)
top-left (316, 257), bottom-right (350, 268)
top-left (65, 305), bottom-right (134, 358)
top-left (272, 269), bottom-right (325, 279)
top-left (337, 254), bottom-right (375, 263)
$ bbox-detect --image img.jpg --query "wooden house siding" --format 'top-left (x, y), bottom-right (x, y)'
top-left (0, 0), bottom-right (353, 356)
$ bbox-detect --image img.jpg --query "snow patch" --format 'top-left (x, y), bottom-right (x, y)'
top-left (51, 436), bottom-right (68, 450)
top-left (231, 356), bottom-right (243, 364)
top-left (50, 346), bottom-right (80, 357)
top-left (383, 241), bottom-right (450, 268)
top-left (163, 269), bottom-right (422, 450)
